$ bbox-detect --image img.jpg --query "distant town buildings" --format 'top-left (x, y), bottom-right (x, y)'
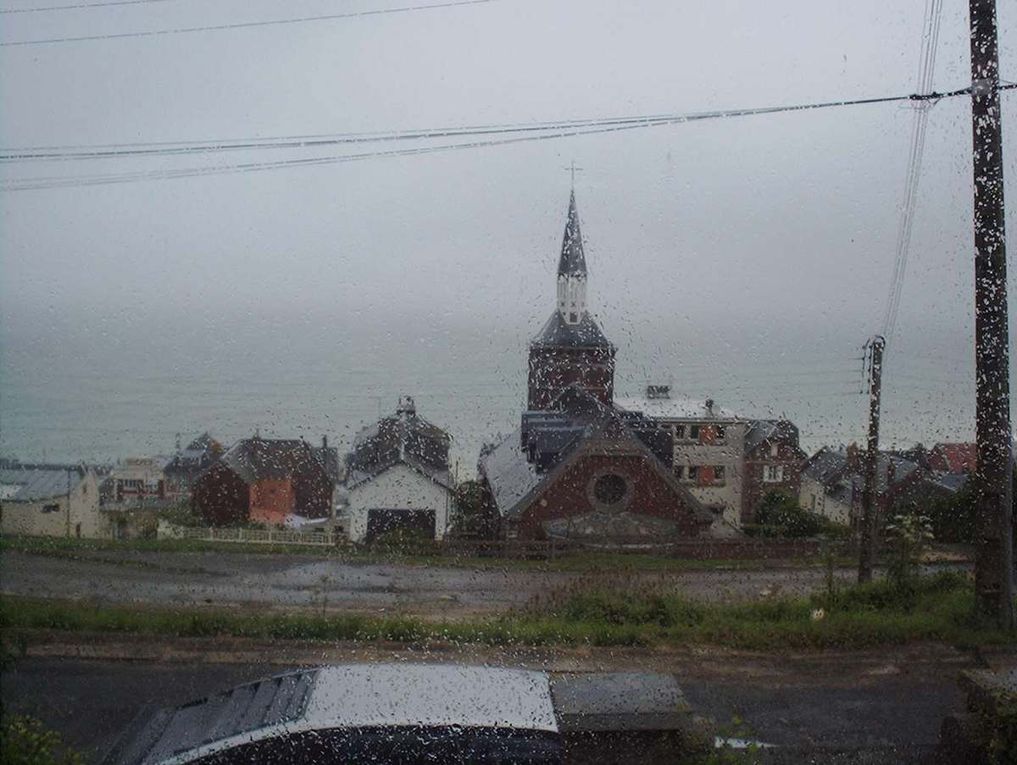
top-left (163, 433), bottom-right (223, 499)
top-left (192, 435), bottom-right (337, 526)
top-left (341, 397), bottom-right (453, 543)
top-left (798, 446), bottom-right (923, 527)
top-left (0, 462), bottom-right (102, 539)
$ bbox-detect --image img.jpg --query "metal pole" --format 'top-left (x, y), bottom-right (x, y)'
top-left (969, 0), bottom-right (1014, 628)
top-left (858, 335), bottom-right (885, 584)
top-left (65, 467), bottom-right (72, 538)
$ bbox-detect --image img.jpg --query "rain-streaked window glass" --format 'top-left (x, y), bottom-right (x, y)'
top-left (1, 1), bottom-right (1015, 763)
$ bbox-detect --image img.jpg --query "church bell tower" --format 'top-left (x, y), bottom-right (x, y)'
top-left (527, 191), bottom-right (616, 411)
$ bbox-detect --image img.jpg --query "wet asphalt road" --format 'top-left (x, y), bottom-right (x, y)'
top-left (1, 549), bottom-right (867, 617)
top-left (1, 647), bottom-right (970, 764)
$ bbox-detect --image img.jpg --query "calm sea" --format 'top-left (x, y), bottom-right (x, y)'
top-left (0, 309), bottom-right (990, 476)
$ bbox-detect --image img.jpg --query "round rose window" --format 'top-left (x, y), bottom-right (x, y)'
top-left (593, 473), bottom-right (627, 505)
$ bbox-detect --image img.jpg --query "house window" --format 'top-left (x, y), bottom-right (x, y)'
top-left (674, 424), bottom-right (686, 440)
top-left (769, 443), bottom-right (779, 457)
top-left (689, 425), bottom-right (700, 441)
top-left (687, 465), bottom-right (700, 482)
top-left (764, 465), bottom-right (784, 483)
top-left (675, 465), bottom-right (685, 480)
top-left (715, 466), bottom-right (726, 482)
top-left (42, 503), bottom-right (60, 513)
top-left (715, 425), bottom-right (726, 440)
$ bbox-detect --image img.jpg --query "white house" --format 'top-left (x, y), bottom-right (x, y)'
top-left (0, 463), bottom-right (104, 539)
top-left (342, 397), bottom-right (453, 543)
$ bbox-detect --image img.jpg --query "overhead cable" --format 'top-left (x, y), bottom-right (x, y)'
top-left (0, 88), bottom-right (978, 191)
top-left (0, 0), bottom-right (495, 46)
top-left (1, 0), bottom-right (176, 12)
top-left (880, 0), bottom-right (944, 344)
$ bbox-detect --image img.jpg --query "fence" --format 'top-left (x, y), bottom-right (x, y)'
top-left (159, 522), bottom-right (339, 547)
top-left (158, 522), bottom-right (849, 560)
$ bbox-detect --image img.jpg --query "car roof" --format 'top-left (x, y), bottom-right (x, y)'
top-left (107, 664), bottom-right (558, 765)
top-left (305, 664), bottom-right (557, 732)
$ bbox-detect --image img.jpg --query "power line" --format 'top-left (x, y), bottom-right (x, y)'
top-left (1, 0), bottom-right (176, 12)
top-left (0, 88), bottom-right (975, 192)
top-left (880, 0), bottom-right (944, 345)
top-left (0, 0), bottom-right (495, 46)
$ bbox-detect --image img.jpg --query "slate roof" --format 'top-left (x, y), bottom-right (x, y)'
top-left (345, 407), bottom-right (451, 490)
top-left (744, 419), bottom-right (801, 453)
top-left (478, 430), bottom-right (544, 518)
top-left (218, 437), bottom-right (334, 486)
top-left (804, 447), bottom-right (920, 496)
top-left (557, 190), bottom-right (587, 277)
top-left (531, 310), bottom-right (612, 349)
top-left (0, 466), bottom-right (86, 502)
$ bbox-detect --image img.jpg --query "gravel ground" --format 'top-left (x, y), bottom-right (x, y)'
top-left (1, 548), bottom-right (869, 618)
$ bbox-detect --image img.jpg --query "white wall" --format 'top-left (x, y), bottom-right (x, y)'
top-left (345, 464), bottom-right (450, 543)
top-left (799, 475), bottom-right (852, 526)
top-left (0, 472), bottom-right (104, 539)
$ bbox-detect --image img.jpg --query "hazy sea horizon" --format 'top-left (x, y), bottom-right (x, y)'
top-left (0, 304), bottom-right (1001, 478)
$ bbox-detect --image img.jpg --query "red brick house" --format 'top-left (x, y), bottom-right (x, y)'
top-left (192, 436), bottom-right (337, 526)
top-left (740, 419), bottom-right (807, 523)
top-left (928, 442), bottom-right (976, 474)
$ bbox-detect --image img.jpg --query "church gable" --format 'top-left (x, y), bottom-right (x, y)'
top-left (513, 445), bottom-right (711, 541)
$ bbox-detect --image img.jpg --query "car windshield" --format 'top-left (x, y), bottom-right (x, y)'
top-left (1, 1), bottom-right (1014, 764)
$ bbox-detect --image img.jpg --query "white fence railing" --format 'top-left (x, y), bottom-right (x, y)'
top-left (158, 521), bottom-right (338, 547)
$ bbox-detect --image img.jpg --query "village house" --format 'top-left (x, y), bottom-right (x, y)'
top-left (741, 419), bottom-right (808, 523)
top-left (615, 387), bottom-right (745, 532)
top-left (927, 442), bottom-right (977, 474)
top-left (616, 387), bottom-right (807, 529)
top-left (342, 397), bottom-right (453, 543)
top-left (192, 435), bottom-right (337, 526)
top-left (0, 462), bottom-right (103, 539)
top-left (798, 445), bottom-right (924, 527)
top-left (163, 432), bottom-right (223, 499)
top-left (104, 456), bottom-right (170, 504)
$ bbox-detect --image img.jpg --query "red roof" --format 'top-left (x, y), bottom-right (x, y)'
top-left (930, 442), bottom-right (976, 474)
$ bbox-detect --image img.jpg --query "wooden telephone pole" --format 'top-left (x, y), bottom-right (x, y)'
top-left (969, 0), bottom-right (1014, 628)
top-left (858, 335), bottom-right (885, 584)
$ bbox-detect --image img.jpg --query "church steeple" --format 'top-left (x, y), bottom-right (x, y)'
top-left (556, 191), bottom-right (587, 325)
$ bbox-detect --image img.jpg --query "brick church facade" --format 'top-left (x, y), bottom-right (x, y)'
top-left (479, 192), bottom-right (712, 541)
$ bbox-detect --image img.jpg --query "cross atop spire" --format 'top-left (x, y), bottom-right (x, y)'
top-left (563, 160), bottom-right (583, 191)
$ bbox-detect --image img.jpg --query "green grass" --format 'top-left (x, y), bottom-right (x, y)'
top-left (0, 534), bottom-right (854, 573)
top-left (2, 571), bottom-right (1010, 651)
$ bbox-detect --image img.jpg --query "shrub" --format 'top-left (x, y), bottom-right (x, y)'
top-left (0, 715), bottom-right (83, 765)
top-left (751, 491), bottom-right (826, 538)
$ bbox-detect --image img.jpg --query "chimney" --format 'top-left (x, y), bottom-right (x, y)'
top-left (646, 385), bottom-right (670, 400)
top-left (705, 398), bottom-right (715, 417)
top-left (846, 443), bottom-right (861, 471)
top-left (322, 435), bottom-right (328, 450)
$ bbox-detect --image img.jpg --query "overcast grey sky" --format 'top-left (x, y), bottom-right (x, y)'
top-left (0, 0), bottom-right (1015, 460)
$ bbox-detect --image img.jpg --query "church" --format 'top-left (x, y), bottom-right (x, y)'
top-left (478, 192), bottom-right (713, 541)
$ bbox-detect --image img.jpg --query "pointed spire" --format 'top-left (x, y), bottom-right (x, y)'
top-left (557, 190), bottom-right (586, 277)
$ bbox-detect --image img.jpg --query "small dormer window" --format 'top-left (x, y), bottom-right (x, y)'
top-left (569, 312), bottom-right (578, 323)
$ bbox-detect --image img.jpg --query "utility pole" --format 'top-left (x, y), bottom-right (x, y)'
top-left (858, 335), bottom-right (885, 584)
top-left (969, 0), bottom-right (1014, 628)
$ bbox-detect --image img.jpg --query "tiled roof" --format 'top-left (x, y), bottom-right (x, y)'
top-left (0, 466), bottom-right (85, 501)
